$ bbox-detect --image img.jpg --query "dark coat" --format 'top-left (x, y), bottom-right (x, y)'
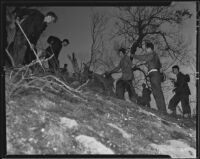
top-left (46, 36), bottom-right (62, 59)
top-left (15, 8), bottom-right (47, 65)
top-left (142, 87), bottom-right (151, 101)
top-left (16, 8), bottom-right (47, 45)
top-left (174, 72), bottom-right (191, 95)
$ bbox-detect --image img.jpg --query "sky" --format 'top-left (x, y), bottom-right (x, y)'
top-left (35, 2), bottom-right (196, 72)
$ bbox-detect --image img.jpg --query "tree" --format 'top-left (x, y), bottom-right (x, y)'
top-left (67, 52), bottom-right (81, 80)
top-left (111, 6), bottom-right (192, 67)
top-left (88, 9), bottom-right (109, 71)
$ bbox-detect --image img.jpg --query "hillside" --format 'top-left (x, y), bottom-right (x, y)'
top-left (5, 70), bottom-right (196, 157)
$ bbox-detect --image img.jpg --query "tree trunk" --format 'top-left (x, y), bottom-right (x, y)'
top-left (67, 52), bottom-right (81, 80)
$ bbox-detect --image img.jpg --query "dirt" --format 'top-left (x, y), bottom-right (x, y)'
top-left (5, 72), bottom-right (196, 157)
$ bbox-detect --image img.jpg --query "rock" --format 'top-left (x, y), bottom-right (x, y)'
top-left (107, 123), bottom-right (132, 139)
top-left (60, 117), bottom-right (78, 129)
top-left (71, 81), bottom-right (80, 88)
top-left (150, 140), bottom-right (196, 158)
top-left (6, 72), bottom-right (196, 155)
top-left (75, 135), bottom-right (114, 154)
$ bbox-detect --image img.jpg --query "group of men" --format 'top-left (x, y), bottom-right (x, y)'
top-left (5, 7), bottom-right (69, 73)
top-left (106, 41), bottom-right (191, 118)
top-left (5, 7), bottom-right (192, 118)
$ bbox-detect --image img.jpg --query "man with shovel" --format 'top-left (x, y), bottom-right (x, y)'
top-left (11, 8), bottom-right (57, 66)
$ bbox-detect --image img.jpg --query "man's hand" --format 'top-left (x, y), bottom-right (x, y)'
top-left (169, 78), bottom-right (175, 82)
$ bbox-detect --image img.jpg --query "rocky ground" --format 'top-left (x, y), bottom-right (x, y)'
top-left (5, 70), bottom-right (196, 157)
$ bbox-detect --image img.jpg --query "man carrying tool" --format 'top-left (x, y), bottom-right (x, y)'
top-left (45, 36), bottom-right (69, 73)
top-left (11, 7), bottom-right (57, 66)
top-left (106, 48), bottom-right (138, 102)
top-left (131, 41), bottom-right (167, 114)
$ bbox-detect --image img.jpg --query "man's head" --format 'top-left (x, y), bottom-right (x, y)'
top-left (119, 48), bottom-right (127, 57)
top-left (64, 64), bottom-right (68, 68)
top-left (44, 11), bottom-right (57, 24)
top-left (172, 65), bottom-right (179, 75)
top-left (62, 39), bottom-right (69, 47)
top-left (142, 41), bottom-right (154, 53)
top-left (142, 83), bottom-right (146, 88)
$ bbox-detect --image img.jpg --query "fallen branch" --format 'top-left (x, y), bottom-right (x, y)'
top-left (76, 79), bottom-right (90, 91)
top-left (5, 48), bottom-right (15, 67)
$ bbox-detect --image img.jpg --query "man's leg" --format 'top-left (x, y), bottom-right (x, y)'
top-left (126, 80), bottom-right (137, 102)
top-left (149, 72), bottom-right (167, 113)
top-left (116, 80), bottom-right (125, 99)
top-left (13, 30), bottom-right (27, 66)
top-left (48, 56), bottom-right (56, 73)
top-left (181, 95), bottom-right (191, 118)
top-left (168, 94), bottom-right (181, 115)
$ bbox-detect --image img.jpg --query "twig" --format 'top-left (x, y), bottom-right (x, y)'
top-left (76, 79), bottom-right (90, 91)
top-left (5, 48), bottom-right (15, 67)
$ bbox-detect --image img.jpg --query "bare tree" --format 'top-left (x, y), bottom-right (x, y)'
top-left (88, 9), bottom-right (109, 71)
top-left (67, 52), bottom-right (81, 79)
top-left (112, 6), bottom-right (192, 66)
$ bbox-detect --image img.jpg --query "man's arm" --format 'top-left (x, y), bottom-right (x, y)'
top-left (131, 53), bottom-right (154, 62)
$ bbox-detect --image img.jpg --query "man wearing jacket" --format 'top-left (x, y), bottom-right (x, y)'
top-left (107, 48), bottom-right (138, 102)
top-left (131, 41), bottom-right (167, 114)
top-left (45, 36), bottom-right (69, 72)
top-left (11, 8), bottom-right (57, 66)
top-left (168, 65), bottom-right (191, 118)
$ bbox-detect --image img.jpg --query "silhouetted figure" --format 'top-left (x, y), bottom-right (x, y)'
top-left (10, 8), bottom-right (57, 66)
top-left (107, 48), bottom-right (137, 102)
top-left (168, 65), bottom-right (191, 118)
top-left (137, 83), bottom-right (151, 107)
top-left (61, 63), bottom-right (69, 75)
top-left (45, 36), bottom-right (69, 72)
top-left (131, 41), bottom-right (167, 114)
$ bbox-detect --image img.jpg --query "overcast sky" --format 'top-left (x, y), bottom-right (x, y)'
top-left (34, 2), bottom-right (196, 71)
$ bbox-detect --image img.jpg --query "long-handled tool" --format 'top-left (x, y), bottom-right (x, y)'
top-left (15, 19), bottom-right (45, 71)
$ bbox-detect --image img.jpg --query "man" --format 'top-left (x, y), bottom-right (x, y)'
top-left (45, 36), bottom-right (69, 72)
top-left (10, 8), bottom-right (57, 66)
top-left (168, 65), bottom-right (191, 118)
top-left (61, 63), bottom-right (69, 74)
top-left (137, 83), bottom-right (151, 107)
top-left (131, 41), bottom-right (167, 114)
top-left (106, 48), bottom-right (138, 102)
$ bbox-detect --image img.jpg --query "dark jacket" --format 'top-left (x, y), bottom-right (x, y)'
top-left (46, 36), bottom-right (62, 59)
top-left (174, 72), bottom-right (191, 95)
top-left (132, 52), bottom-right (161, 71)
top-left (16, 8), bottom-right (47, 45)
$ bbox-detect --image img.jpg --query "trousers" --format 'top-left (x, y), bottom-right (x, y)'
top-left (149, 71), bottom-right (167, 113)
top-left (168, 94), bottom-right (191, 115)
top-left (116, 79), bottom-right (137, 101)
